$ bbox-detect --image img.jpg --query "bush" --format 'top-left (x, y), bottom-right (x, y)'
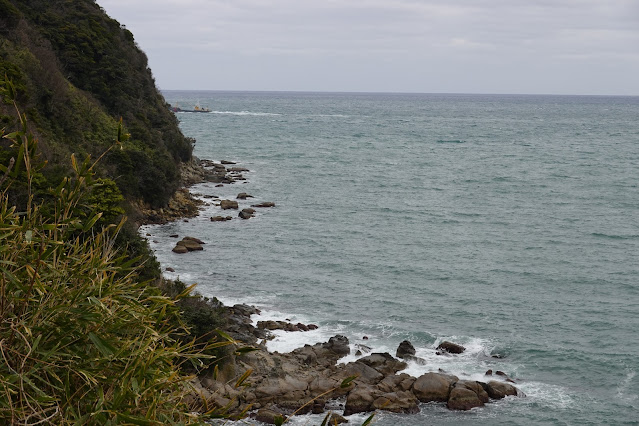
top-left (0, 97), bottom-right (230, 424)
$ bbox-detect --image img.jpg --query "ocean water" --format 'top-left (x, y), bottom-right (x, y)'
top-left (143, 91), bottom-right (639, 425)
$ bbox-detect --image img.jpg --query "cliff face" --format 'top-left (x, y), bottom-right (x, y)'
top-left (0, 0), bottom-right (190, 208)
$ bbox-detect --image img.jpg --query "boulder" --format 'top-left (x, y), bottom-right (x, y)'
top-left (323, 413), bottom-right (348, 424)
top-left (372, 391), bottom-right (420, 414)
top-left (252, 202), bottom-right (276, 208)
top-left (239, 208), bottom-right (256, 219)
top-left (343, 385), bottom-right (378, 416)
top-left (482, 381), bottom-right (518, 399)
top-left (343, 362), bottom-right (384, 385)
top-left (165, 267), bottom-right (175, 272)
top-left (220, 200), bottom-right (239, 210)
top-left (456, 380), bottom-right (489, 403)
top-left (178, 239), bottom-right (203, 251)
top-left (172, 244), bottom-right (188, 254)
top-left (183, 236), bottom-right (205, 244)
top-left (377, 374), bottom-right (416, 393)
top-left (447, 386), bottom-right (484, 411)
top-left (323, 335), bottom-right (350, 356)
top-left (437, 341), bottom-right (466, 354)
top-left (253, 408), bottom-right (286, 425)
top-left (221, 160), bottom-right (236, 165)
top-left (236, 192), bottom-right (253, 199)
top-left (229, 167), bottom-right (249, 172)
top-left (412, 372), bottom-right (458, 402)
top-left (396, 340), bottom-right (416, 359)
top-left (211, 215), bottom-right (231, 221)
top-left (356, 353), bottom-right (407, 376)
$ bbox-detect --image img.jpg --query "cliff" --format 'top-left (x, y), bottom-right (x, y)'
top-left (0, 0), bottom-right (191, 209)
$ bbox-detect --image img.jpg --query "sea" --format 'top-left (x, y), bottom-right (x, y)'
top-left (142, 91), bottom-right (639, 425)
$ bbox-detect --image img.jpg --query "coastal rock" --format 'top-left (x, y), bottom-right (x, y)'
top-left (372, 391), bottom-right (420, 414)
top-left (220, 200), bottom-right (239, 210)
top-left (176, 238), bottom-right (203, 251)
top-left (172, 245), bottom-right (188, 254)
top-left (324, 413), bottom-right (348, 424)
top-left (239, 208), bottom-right (256, 219)
top-left (183, 236), bottom-right (205, 244)
top-left (221, 160), bottom-right (236, 165)
top-left (437, 341), bottom-right (466, 354)
top-left (323, 335), bottom-right (350, 356)
top-left (253, 408), bottom-right (286, 425)
top-left (456, 380), bottom-right (489, 403)
top-left (356, 353), bottom-right (407, 376)
top-left (412, 372), bottom-right (458, 402)
top-left (210, 215), bottom-right (232, 221)
top-left (252, 202), bottom-right (276, 208)
top-left (344, 385), bottom-right (378, 416)
top-left (377, 374), bottom-right (416, 393)
top-left (447, 386), bottom-right (484, 411)
top-left (483, 380), bottom-right (518, 399)
top-left (396, 340), bottom-right (416, 359)
top-left (237, 192), bottom-right (253, 199)
top-left (165, 267), bottom-right (175, 272)
top-left (228, 167), bottom-right (249, 172)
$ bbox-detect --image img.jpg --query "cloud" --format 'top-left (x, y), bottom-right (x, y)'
top-left (98, 0), bottom-right (639, 94)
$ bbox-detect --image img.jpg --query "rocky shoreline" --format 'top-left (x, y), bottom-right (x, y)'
top-left (188, 303), bottom-right (523, 424)
top-left (143, 157), bottom-right (523, 423)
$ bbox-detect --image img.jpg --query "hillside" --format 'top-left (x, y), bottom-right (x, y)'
top-left (0, 0), bottom-right (191, 209)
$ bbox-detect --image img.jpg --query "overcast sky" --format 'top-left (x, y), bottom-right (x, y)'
top-left (97, 0), bottom-right (639, 95)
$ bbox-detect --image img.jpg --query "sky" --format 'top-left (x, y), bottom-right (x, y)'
top-left (97, 0), bottom-right (639, 95)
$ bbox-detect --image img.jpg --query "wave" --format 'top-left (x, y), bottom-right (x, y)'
top-left (209, 110), bottom-right (282, 116)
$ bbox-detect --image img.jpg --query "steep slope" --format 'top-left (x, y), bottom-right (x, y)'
top-left (0, 0), bottom-right (191, 208)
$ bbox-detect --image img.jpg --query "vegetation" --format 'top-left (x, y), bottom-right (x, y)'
top-left (0, 0), bottom-right (191, 208)
top-left (0, 91), bottom-right (234, 424)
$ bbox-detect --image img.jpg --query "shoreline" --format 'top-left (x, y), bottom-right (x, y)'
top-left (141, 158), bottom-right (523, 423)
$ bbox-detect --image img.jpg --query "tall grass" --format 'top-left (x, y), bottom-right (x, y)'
top-left (0, 84), bottom-right (229, 424)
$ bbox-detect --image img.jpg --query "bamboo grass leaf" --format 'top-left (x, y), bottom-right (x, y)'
top-left (88, 332), bottom-right (116, 357)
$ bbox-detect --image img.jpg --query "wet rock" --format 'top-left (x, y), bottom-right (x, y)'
top-left (221, 160), bottom-right (236, 165)
top-left (252, 202), bottom-right (276, 208)
top-left (176, 238), bottom-right (203, 251)
top-left (210, 215), bottom-right (232, 221)
top-left (344, 385), bottom-right (377, 415)
top-left (253, 408), bottom-right (286, 425)
top-left (356, 353), bottom-right (407, 376)
top-left (183, 236), bottom-right (205, 245)
top-left (482, 381), bottom-right (518, 399)
top-left (377, 374), bottom-right (416, 393)
top-left (323, 335), bottom-right (350, 356)
top-left (228, 167), bottom-right (249, 172)
top-left (355, 344), bottom-right (372, 354)
top-left (456, 380), bottom-right (489, 403)
top-left (169, 234), bottom-right (179, 238)
top-left (220, 199), bottom-right (239, 210)
top-left (447, 386), bottom-right (484, 411)
top-left (437, 341), bottom-right (466, 354)
top-left (412, 372), bottom-right (458, 402)
top-left (239, 208), bottom-right (256, 219)
top-left (324, 413), bottom-right (348, 424)
top-left (396, 340), bottom-right (416, 359)
top-left (485, 369), bottom-right (493, 376)
top-left (372, 390), bottom-right (420, 414)
top-left (237, 192), bottom-right (253, 199)
top-left (165, 267), bottom-right (175, 272)
top-left (172, 245), bottom-right (188, 254)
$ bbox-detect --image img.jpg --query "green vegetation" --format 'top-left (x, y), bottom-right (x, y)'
top-left (0, 0), bottom-right (191, 208)
top-left (0, 95), bottom-right (233, 424)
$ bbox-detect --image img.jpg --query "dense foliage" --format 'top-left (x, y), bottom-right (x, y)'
top-left (0, 0), bottom-right (192, 208)
top-left (0, 97), bottom-right (232, 424)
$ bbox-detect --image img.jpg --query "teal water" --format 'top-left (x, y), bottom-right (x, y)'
top-left (144, 92), bottom-right (639, 425)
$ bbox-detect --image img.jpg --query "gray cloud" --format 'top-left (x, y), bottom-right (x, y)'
top-left (98, 0), bottom-right (639, 94)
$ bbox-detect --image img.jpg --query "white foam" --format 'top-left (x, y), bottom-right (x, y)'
top-left (210, 110), bottom-right (281, 116)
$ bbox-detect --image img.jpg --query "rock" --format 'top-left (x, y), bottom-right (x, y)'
top-left (172, 245), bottom-right (188, 254)
top-left (377, 374), bottom-right (416, 393)
top-left (437, 341), bottom-right (466, 354)
top-left (344, 385), bottom-right (377, 416)
top-left (456, 380), bottom-right (489, 403)
top-left (344, 362), bottom-right (384, 385)
top-left (183, 236), bottom-right (205, 244)
top-left (403, 354), bottom-right (427, 365)
top-left (412, 372), bottom-right (458, 402)
top-left (485, 369), bottom-right (493, 376)
top-left (372, 391), bottom-right (420, 414)
top-left (228, 167), bottom-right (249, 172)
top-left (237, 192), bottom-right (253, 199)
top-left (323, 335), bottom-right (350, 356)
top-left (482, 381), bottom-right (518, 399)
top-left (447, 386), bottom-right (484, 411)
top-left (221, 160), bottom-right (236, 165)
top-left (215, 184), bottom-right (223, 187)
top-left (363, 336), bottom-right (368, 340)
top-left (239, 208), bottom-right (256, 219)
top-left (177, 239), bottom-right (203, 251)
top-left (210, 215), bottom-right (232, 221)
top-left (355, 350), bottom-right (362, 356)
top-left (323, 413), bottom-right (348, 424)
top-left (146, 233), bottom-right (151, 236)
top-left (254, 408), bottom-right (286, 424)
top-left (169, 234), bottom-right (179, 238)
top-left (355, 344), bottom-right (372, 354)
top-left (396, 340), bottom-right (416, 359)
top-left (252, 202), bottom-right (276, 208)
top-left (220, 200), bottom-right (239, 210)
top-left (307, 324), bottom-right (318, 330)
top-left (165, 267), bottom-right (175, 272)
top-left (356, 353), bottom-right (407, 376)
